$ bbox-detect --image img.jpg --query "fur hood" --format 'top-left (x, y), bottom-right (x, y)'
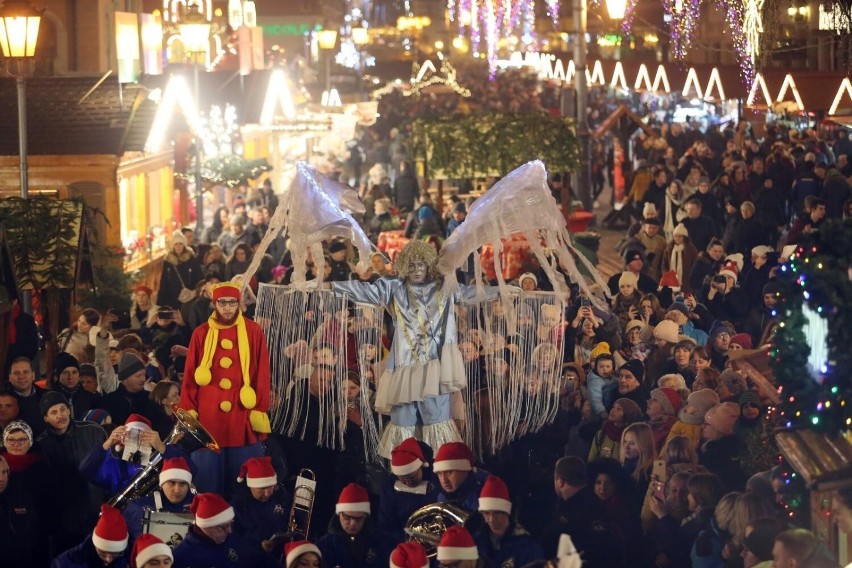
top-left (164, 249), bottom-right (196, 265)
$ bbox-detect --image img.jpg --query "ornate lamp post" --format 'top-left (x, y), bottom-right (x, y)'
top-left (179, 6), bottom-right (210, 237)
top-left (0, 0), bottom-right (42, 315)
top-left (0, 0), bottom-right (42, 201)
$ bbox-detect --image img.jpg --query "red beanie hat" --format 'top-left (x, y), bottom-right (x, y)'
top-left (433, 442), bottom-right (474, 473)
top-left (284, 540), bottom-right (321, 568)
top-left (390, 541), bottom-right (429, 568)
top-left (124, 413), bottom-right (152, 431)
top-left (237, 456), bottom-right (277, 488)
top-left (335, 483), bottom-right (371, 515)
top-left (92, 504), bottom-right (129, 553)
top-left (159, 457), bottom-right (193, 486)
top-left (131, 534), bottom-right (172, 568)
top-left (190, 493), bottom-right (234, 528)
top-left (211, 282), bottom-right (241, 301)
top-left (479, 475), bottom-right (512, 514)
top-left (391, 437), bottom-right (427, 476)
top-left (436, 526), bottom-right (478, 562)
top-left (730, 333), bottom-right (753, 350)
top-left (650, 387), bottom-right (683, 417)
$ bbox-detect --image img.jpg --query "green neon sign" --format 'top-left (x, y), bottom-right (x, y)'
top-left (262, 23), bottom-right (322, 36)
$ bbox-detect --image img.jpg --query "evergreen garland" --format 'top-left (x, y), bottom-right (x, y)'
top-left (770, 218), bottom-right (852, 434)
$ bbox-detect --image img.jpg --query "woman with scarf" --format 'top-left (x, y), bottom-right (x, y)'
top-left (157, 230), bottom-right (204, 308)
top-left (588, 397), bottom-right (643, 462)
top-left (662, 180), bottom-right (688, 241)
top-left (662, 224), bottom-right (699, 293)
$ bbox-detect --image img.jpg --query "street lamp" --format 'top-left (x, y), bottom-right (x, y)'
top-left (0, 0), bottom-right (42, 201)
top-left (351, 26), bottom-right (369, 46)
top-left (605, 0), bottom-right (628, 19)
top-left (0, 0), bottom-right (41, 316)
top-left (317, 28), bottom-right (338, 95)
top-left (179, 7), bottom-right (210, 237)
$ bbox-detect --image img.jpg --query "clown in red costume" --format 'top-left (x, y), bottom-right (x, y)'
top-left (181, 282), bottom-right (272, 496)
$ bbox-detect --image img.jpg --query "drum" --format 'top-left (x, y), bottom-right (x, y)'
top-left (142, 510), bottom-right (194, 548)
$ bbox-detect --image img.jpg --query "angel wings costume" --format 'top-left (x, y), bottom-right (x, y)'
top-left (242, 160), bottom-right (609, 458)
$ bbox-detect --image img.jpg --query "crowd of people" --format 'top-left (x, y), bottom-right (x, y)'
top-left (2, 64), bottom-right (852, 568)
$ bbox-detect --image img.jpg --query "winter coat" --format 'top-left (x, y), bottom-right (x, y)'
top-left (681, 215), bottom-right (719, 253)
top-left (377, 477), bottom-right (438, 546)
top-left (316, 517), bottom-right (390, 568)
top-left (99, 384), bottom-right (171, 434)
top-left (688, 253), bottom-right (722, 303)
top-left (172, 526), bottom-right (274, 568)
top-left (157, 249), bottom-right (204, 308)
top-left (680, 320), bottom-right (709, 346)
top-left (392, 173), bottom-right (419, 212)
top-left (588, 421), bottom-right (625, 462)
top-left (661, 239), bottom-right (699, 292)
top-left (706, 287), bottom-right (749, 330)
top-left (473, 520), bottom-right (544, 568)
top-left (0, 478), bottom-right (40, 568)
top-left (733, 217), bottom-right (767, 258)
top-left (232, 483), bottom-right (292, 556)
top-left (37, 421), bottom-right (108, 549)
top-left (217, 229), bottom-right (253, 258)
top-left (743, 304), bottom-right (775, 347)
top-left (51, 536), bottom-right (130, 568)
top-left (11, 384), bottom-right (47, 437)
top-left (586, 370), bottom-right (618, 418)
top-left (698, 434), bottom-right (748, 491)
top-left (665, 420), bottom-right (702, 450)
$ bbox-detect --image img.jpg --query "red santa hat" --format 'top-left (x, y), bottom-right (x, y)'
top-left (190, 493), bottom-right (234, 528)
top-left (131, 534), bottom-right (172, 568)
top-left (436, 526), bottom-right (478, 562)
top-left (284, 540), bottom-right (321, 568)
top-left (211, 282), bottom-right (241, 301)
top-left (159, 457), bottom-right (193, 486)
top-left (237, 456), bottom-right (277, 488)
top-left (390, 541), bottom-right (429, 568)
top-left (478, 475), bottom-right (512, 514)
top-left (433, 442), bottom-right (474, 473)
top-left (124, 413), bottom-right (152, 431)
top-left (391, 437), bottom-right (427, 476)
top-left (335, 483), bottom-right (371, 515)
top-left (92, 504), bottom-right (129, 553)
top-left (718, 260), bottom-right (740, 282)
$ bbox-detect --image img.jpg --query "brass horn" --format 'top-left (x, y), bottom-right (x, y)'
top-left (108, 408), bottom-right (219, 510)
top-left (404, 502), bottom-right (471, 558)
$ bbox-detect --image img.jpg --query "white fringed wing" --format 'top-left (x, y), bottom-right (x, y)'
top-left (437, 160), bottom-right (610, 309)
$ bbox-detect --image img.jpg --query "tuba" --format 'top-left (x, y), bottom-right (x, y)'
top-left (404, 502), bottom-right (471, 557)
top-left (108, 408), bottom-right (219, 510)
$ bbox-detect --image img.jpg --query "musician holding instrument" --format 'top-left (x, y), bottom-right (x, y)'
top-left (316, 483), bottom-right (390, 568)
top-left (471, 475), bottom-right (544, 567)
top-left (232, 456), bottom-right (292, 558)
top-left (378, 437), bottom-right (437, 546)
top-left (433, 442), bottom-right (489, 513)
top-left (123, 457), bottom-right (196, 541)
top-left (180, 282), bottom-right (272, 497)
top-left (52, 504), bottom-right (131, 568)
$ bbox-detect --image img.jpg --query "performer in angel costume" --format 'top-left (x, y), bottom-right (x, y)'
top-left (244, 160), bottom-right (610, 459)
top-left (327, 239), bottom-right (493, 453)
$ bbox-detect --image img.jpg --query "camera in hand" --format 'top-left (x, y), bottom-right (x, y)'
top-left (580, 298), bottom-right (590, 307)
top-left (113, 310), bottom-right (132, 330)
top-left (712, 275), bottom-right (727, 284)
top-left (158, 310), bottom-right (174, 320)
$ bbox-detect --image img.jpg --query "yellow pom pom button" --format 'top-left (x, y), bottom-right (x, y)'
top-left (219, 356), bottom-right (233, 369)
top-left (194, 367), bottom-right (212, 386)
top-left (240, 385), bottom-right (257, 409)
top-left (219, 378), bottom-right (232, 390)
top-left (220, 339), bottom-right (234, 350)
top-left (219, 401), bottom-right (232, 412)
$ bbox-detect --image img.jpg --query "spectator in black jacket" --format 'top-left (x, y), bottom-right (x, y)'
top-left (49, 352), bottom-right (101, 421)
top-left (36, 391), bottom-right (107, 554)
top-left (733, 201), bottom-right (767, 258)
top-left (99, 353), bottom-right (171, 439)
top-left (7, 357), bottom-right (46, 436)
top-left (0, 455), bottom-right (40, 568)
top-left (392, 161), bottom-right (419, 213)
top-left (681, 196), bottom-right (719, 252)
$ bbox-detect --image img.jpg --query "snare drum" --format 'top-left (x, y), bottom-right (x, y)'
top-left (142, 510), bottom-right (194, 548)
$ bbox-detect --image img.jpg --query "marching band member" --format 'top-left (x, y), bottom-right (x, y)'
top-left (123, 457), bottom-right (196, 541)
top-left (377, 437), bottom-right (437, 546)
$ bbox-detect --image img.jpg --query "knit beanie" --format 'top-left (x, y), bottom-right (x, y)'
top-left (650, 387), bottom-right (682, 416)
top-left (704, 402), bottom-right (741, 435)
top-left (618, 271), bottom-right (639, 289)
top-left (171, 229), bottom-right (187, 248)
top-left (730, 333), bottom-right (753, 349)
top-left (589, 342), bottom-right (611, 361)
top-left (739, 391), bottom-right (761, 407)
top-left (709, 320), bottom-right (735, 339)
top-left (54, 352), bottom-right (79, 377)
top-left (678, 388), bottom-right (720, 425)
top-left (79, 363), bottom-right (97, 378)
top-left (613, 398), bottom-right (643, 424)
top-left (673, 224), bottom-right (689, 238)
top-left (668, 298), bottom-right (689, 316)
top-left (118, 352), bottom-right (145, 382)
top-left (3, 420), bottom-right (33, 447)
top-left (653, 320), bottom-right (680, 344)
top-left (39, 390), bottom-right (70, 416)
top-left (619, 359), bottom-right (645, 383)
top-left (518, 273), bottom-right (538, 289)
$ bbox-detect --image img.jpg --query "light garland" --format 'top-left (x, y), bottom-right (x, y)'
top-left (448, 0), bottom-right (559, 70)
top-left (716, 0), bottom-right (755, 84)
top-left (742, 0), bottom-right (765, 64)
top-left (665, 0), bottom-right (701, 59)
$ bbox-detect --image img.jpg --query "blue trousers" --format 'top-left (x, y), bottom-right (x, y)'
top-left (192, 442), bottom-right (263, 498)
top-left (390, 393), bottom-right (451, 426)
